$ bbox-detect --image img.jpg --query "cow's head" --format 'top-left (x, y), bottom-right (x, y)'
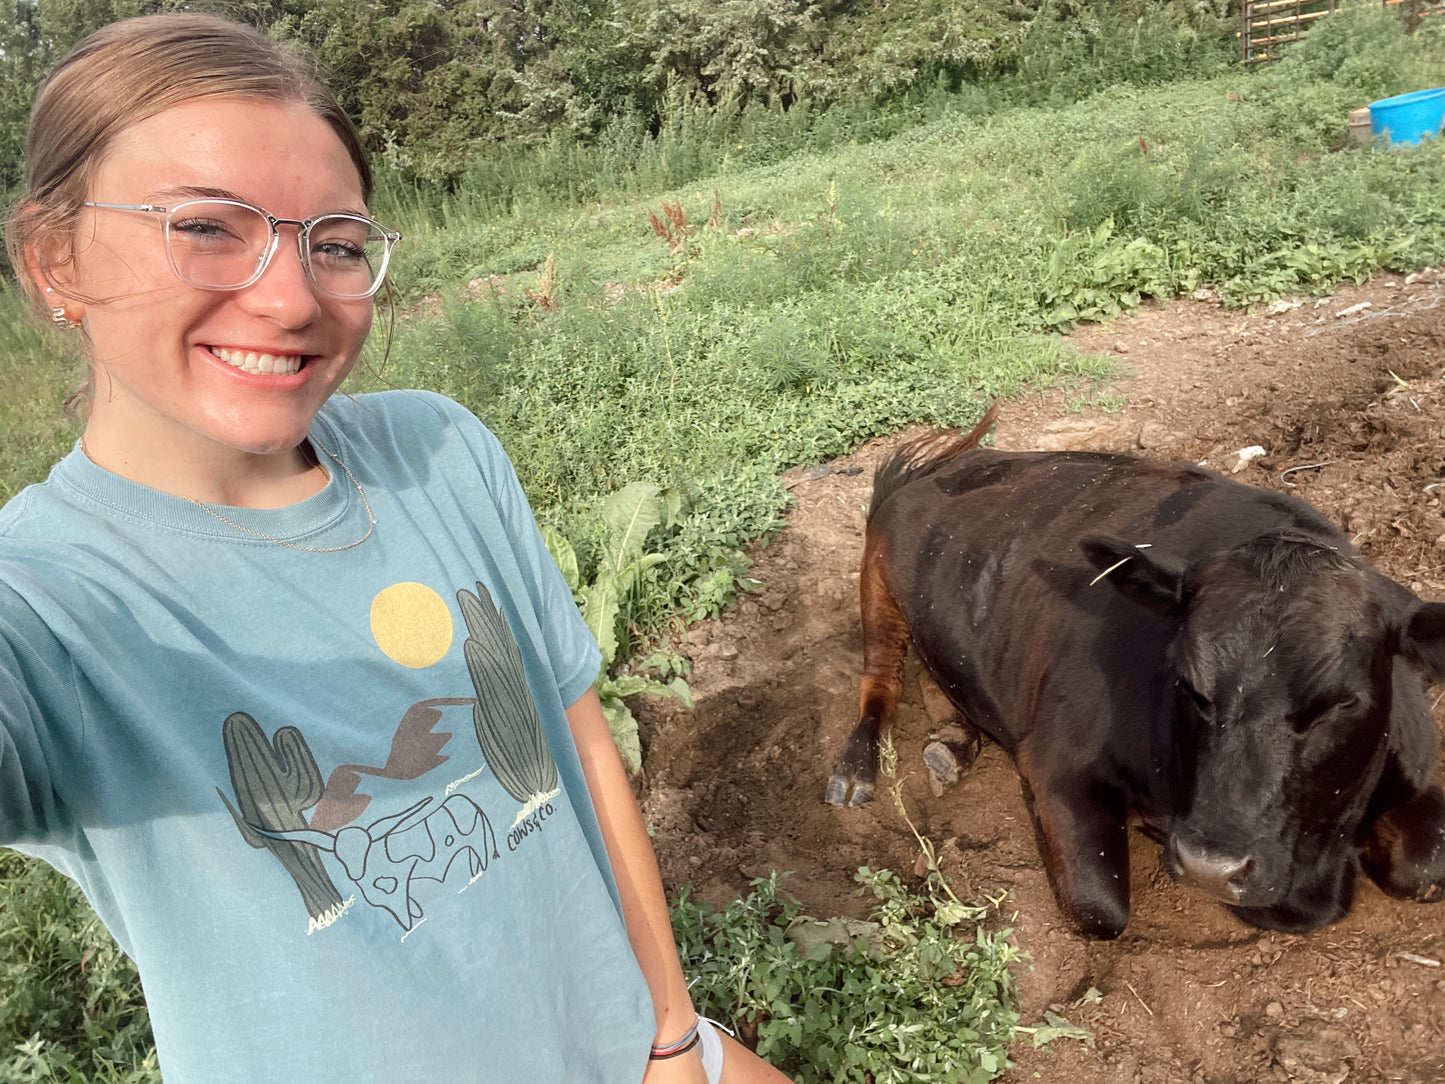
top-left (1083, 531), bottom-right (1445, 932)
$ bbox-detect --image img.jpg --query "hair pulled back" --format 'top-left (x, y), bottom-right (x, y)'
top-left (6, 12), bottom-right (371, 315)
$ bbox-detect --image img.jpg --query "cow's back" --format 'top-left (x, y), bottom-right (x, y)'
top-left (867, 448), bottom-right (1348, 772)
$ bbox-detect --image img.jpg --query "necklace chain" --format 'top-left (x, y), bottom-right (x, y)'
top-left (78, 436), bottom-right (377, 553)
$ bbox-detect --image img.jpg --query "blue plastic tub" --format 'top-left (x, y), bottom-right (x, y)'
top-left (1369, 88), bottom-right (1445, 146)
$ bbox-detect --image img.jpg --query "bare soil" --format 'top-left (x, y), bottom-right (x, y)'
top-left (639, 270), bottom-right (1445, 1084)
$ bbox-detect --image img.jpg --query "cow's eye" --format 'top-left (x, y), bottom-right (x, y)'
top-left (1177, 681), bottom-right (1213, 715)
top-left (1289, 691), bottom-right (1363, 733)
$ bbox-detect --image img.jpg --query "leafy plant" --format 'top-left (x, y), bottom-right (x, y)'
top-left (542, 483), bottom-right (694, 772)
top-left (0, 852), bottom-right (158, 1083)
top-left (672, 869), bottom-right (1021, 1083)
top-left (1038, 220), bottom-right (1170, 329)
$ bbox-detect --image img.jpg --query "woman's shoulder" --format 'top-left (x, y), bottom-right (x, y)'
top-left (0, 456), bottom-right (87, 546)
top-left (317, 391), bottom-right (511, 485)
top-left (319, 391), bottom-right (498, 448)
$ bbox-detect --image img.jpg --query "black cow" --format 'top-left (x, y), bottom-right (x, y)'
top-left (826, 411), bottom-right (1445, 938)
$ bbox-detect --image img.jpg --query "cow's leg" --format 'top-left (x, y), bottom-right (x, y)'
top-left (919, 671), bottom-right (981, 796)
top-left (826, 546), bottom-right (909, 807)
top-left (1020, 772), bottom-right (1131, 939)
top-left (1361, 780), bottom-right (1445, 903)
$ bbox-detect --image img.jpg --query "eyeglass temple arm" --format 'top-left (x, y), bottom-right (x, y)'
top-left (83, 202), bottom-right (169, 213)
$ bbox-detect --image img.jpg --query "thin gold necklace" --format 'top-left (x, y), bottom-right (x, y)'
top-left (78, 435), bottom-right (376, 553)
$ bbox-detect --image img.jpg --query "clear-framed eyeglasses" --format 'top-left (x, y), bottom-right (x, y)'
top-left (82, 198), bottom-right (401, 299)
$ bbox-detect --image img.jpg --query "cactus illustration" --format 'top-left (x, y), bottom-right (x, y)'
top-left (457, 583), bottom-right (558, 804)
top-left (217, 712), bottom-right (343, 922)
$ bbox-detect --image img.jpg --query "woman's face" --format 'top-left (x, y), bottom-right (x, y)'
top-left (50, 96), bottom-right (374, 459)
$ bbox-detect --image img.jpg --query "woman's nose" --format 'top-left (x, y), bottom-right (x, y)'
top-left (237, 227), bottom-right (323, 325)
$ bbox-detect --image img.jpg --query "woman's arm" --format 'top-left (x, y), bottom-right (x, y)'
top-left (565, 686), bottom-right (707, 1084)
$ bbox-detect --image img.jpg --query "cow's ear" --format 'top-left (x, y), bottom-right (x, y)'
top-left (1401, 601), bottom-right (1445, 681)
top-left (1080, 534), bottom-right (1188, 612)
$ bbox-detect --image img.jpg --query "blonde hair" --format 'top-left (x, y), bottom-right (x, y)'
top-left (5, 12), bottom-right (371, 316)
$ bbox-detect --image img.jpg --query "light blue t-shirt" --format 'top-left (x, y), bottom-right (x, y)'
top-left (0, 391), bottom-right (654, 1082)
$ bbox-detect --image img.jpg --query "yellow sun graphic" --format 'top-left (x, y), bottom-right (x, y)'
top-left (370, 582), bottom-right (454, 668)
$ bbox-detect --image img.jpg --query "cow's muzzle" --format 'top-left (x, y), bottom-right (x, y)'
top-left (1167, 837), bottom-right (1257, 904)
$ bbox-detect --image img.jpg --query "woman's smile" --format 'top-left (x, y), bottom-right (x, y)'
top-left (210, 346), bottom-right (305, 377)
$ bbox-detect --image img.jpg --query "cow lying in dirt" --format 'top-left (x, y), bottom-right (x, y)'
top-left (826, 410), bottom-right (1445, 938)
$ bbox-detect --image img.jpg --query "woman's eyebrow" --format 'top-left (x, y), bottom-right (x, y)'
top-left (146, 185), bottom-right (369, 216)
top-left (147, 184), bottom-right (245, 203)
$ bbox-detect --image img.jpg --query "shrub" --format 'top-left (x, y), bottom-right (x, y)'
top-left (673, 869), bottom-right (1021, 1083)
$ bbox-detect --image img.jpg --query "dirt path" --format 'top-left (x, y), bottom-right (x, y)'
top-left (641, 270), bottom-right (1445, 1084)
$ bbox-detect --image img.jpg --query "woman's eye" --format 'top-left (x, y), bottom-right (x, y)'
top-left (171, 218), bottom-right (239, 241)
top-left (312, 240), bottom-right (367, 263)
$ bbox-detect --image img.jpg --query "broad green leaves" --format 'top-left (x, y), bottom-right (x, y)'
top-left (543, 483), bottom-right (694, 773)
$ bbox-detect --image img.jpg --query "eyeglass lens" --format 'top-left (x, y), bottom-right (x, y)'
top-left (165, 200), bottom-right (388, 297)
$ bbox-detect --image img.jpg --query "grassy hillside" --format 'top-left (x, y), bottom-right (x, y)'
top-left (364, 3), bottom-right (1445, 642)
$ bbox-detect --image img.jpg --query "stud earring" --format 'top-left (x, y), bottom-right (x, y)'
top-left (50, 306), bottom-right (80, 330)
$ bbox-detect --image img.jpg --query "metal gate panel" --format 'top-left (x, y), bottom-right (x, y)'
top-left (1242, 0), bottom-right (1442, 65)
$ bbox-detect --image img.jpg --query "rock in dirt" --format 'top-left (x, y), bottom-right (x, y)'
top-left (785, 916), bottom-right (883, 958)
top-left (1137, 420), bottom-right (1177, 449)
top-left (1268, 1018), bottom-right (1359, 1083)
top-left (1232, 445), bottom-right (1267, 473)
top-left (1035, 417), bottom-right (1134, 451)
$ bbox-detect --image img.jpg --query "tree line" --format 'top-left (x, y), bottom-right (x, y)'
top-left (1, 0), bottom-right (1234, 191)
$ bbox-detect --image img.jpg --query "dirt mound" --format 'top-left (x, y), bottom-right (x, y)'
top-left (641, 271), bottom-right (1445, 1084)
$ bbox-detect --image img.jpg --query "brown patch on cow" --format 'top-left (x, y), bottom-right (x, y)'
top-left (856, 534), bottom-right (911, 727)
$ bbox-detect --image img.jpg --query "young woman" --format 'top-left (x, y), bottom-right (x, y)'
top-left (1, 14), bottom-right (790, 1084)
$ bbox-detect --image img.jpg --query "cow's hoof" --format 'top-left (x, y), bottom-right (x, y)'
top-left (924, 741), bottom-right (961, 796)
top-left (824, 775), bottom-right (874, 806)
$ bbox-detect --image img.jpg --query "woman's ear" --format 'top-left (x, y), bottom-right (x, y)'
top-left (25, 236), bottom-right (86, 327)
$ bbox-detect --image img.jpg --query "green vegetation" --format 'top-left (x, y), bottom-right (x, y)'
top-left (0, 0), bottom-right (1234, 195)
top-left (673, 870), bottom-right (1020, 1083)
top-left (0, 285), bottom-right (81, 505)
top-left (0, 851), bottom-right (157, 1083)
top-left (3, 0), bottom-right (1445, 1078)
top-left (542, 484), bottom-right (697, 773)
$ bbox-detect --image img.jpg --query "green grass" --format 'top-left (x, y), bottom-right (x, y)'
top-left (0, 285), bottom-right (81, 505)
top-left (0, 852), bottom-right (157, 1083)
top-left (673, 869), bottom-right (1021, 1084)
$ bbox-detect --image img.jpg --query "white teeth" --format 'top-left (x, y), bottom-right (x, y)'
top-left (213, 346), bottom-right (302, 376)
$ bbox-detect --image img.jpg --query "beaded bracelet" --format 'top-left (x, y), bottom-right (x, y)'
top-left (649, 1019), bottom-right (701, 1060)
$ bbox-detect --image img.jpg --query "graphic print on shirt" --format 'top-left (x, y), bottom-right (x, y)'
top-left (216, 581), bottom-right (561, 934)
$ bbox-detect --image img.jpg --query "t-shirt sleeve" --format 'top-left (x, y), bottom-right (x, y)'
top-left (433, 396), bottom-right (602, 707)
top-left (0, 587), bottom-right (72, 845)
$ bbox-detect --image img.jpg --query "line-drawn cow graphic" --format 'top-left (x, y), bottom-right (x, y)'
top-left (251, 793), bottom-right (499, 931)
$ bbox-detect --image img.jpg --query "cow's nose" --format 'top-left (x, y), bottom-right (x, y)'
top-left (1170, 837), bottom-right (1256, 903)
